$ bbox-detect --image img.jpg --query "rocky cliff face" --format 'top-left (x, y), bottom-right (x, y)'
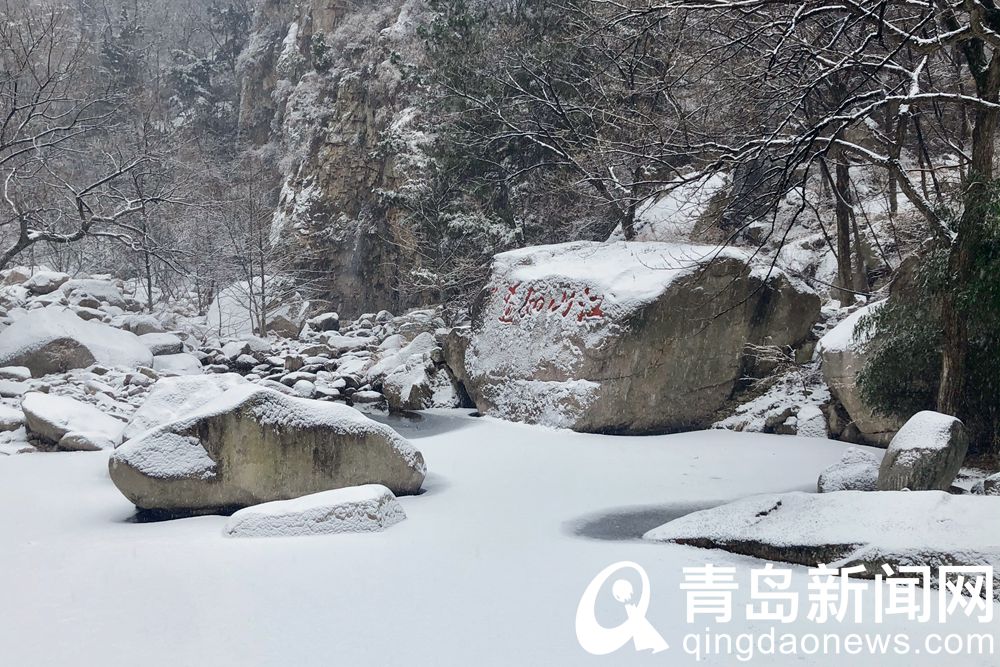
top-left (238, 0), bottom-right (430, 317)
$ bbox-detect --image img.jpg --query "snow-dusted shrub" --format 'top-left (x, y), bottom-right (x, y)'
top-left (857, 234), bottom-right (1000, 455)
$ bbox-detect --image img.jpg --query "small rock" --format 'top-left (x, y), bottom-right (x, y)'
top-left (0, 366), bottom-right (30, 381)
top-left (233, 354), bottom-right (258, 370)
top-left (23, 271), bottom-right (69, 295)
top-left (58, 431), bottom-right (116, 451)
top-left (877, 411), bottom-right (968, 491)
top-left (224, 485), bottom-right (405, 537)
top-left (84, 379), bottom-right (116, 396)
top-left (72, 306), bottom-right (105, 321)
top-left (292, 379), bottom-right (315, 398)
top-left (125, 372), bottom-right (153, 387)
top-left (281, 371), bottom-right (317, 386)
top-left (0, 404), bottom-right (24, 431)
top-left (139, 332), bottom-right (184, 356)
top-left (818, 447), bottom-right (880, 492)
top-left (119, 314), bottom-right (166, 336)
top-left (284, 355), bottom-right (305, 372)
top-left (972, 473), bottom-right (1000, 496)
top-left (306, 312), bottom-right (340, 332)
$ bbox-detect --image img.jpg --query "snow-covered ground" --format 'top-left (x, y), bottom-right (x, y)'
top-left (1, 411), bottom-right (994, 666)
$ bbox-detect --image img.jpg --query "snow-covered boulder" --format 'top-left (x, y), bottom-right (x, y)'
top-left (152, 353), bottom-right (203, 376)
top-left (1, 266), bottom-right (32, 286)
top-left (21, 392), bottom-right (125, 450)
top-left (0, 366), bottom-right (30, 381)
top-left (877, 411), bottom-right (968, 491)
top-left (0, 404), bottom-right (24, 431)
top-left (645, 491), bottom-right (1000, 597)
top-left (22, 271), bottom-right (69, 295)
top-left (321, 334), bottom-right (375, 355)
top-left (383, 358), bottom-right (461, 411)
top-left (221, 336), bottom-right (271, 360)
top-left (109, 385), bottom-right (426, 513)
top-left (367, 332), bottom-right (435, 378)
top-left (118, 314), bottom-right (165, 336)
top-left (817, 447), bottom-right (880, 493)
top-left (0, 308), bottom-right (153, 376)
top-left (122, 373), bottom-right (249, 441)
top-left (306, 312), bottom-right (340, 332)
top-left (608, 173), bottom-right (730, 242)
top-left (59, 278), bottom-right (126, 308)
top-left (817, 303), bottom-right (903, 446)
top-left (224, 484), bottom-right (406, 537)
top-left (139, 332), bottom-right (184, 356)
top-left (292, 379), bottom-right (315, 397)
top-left (0, 379), bottom-right (28, 397)
top-left (366, 332), bottom-right (461, 411)
top-left (207, 278), bottom-right (309, 338)
top-left (972, 473), bottom-right (1000, 496)
top-left (453, 241), bottom-right (820, 432)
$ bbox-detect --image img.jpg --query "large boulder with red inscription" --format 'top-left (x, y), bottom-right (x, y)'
top-left (448, 241), bottom-right (819, 433)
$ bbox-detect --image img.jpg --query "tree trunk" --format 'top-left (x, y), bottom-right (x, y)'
top-left (622, 203), bottom-right (637, 240)
top-left (938, 80), bottom-right (1000, 415)
top-left (825, 155), bottom-right (855, 303)
top-left (143, 249), bottom-right (153, 312)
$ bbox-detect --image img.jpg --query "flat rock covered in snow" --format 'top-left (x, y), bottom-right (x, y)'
top-left (21, 392), bottom-right (125, 450)
top-left (645, 490), bottom-right (1000, 597)
top-left (224, 484), bottom-right (406, 537)
top-left (0, 308), bottom-right (153, 376)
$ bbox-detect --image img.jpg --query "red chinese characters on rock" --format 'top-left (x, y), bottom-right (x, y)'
top-left (494, 282), bottom-right (606, 325)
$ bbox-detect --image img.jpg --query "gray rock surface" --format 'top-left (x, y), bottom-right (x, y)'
top-left (109, 385), bottom-right (425, 513)
top-left (454, 242), bottom-right (820, 433)
top-left (877, 411), bottom-right (969, 491)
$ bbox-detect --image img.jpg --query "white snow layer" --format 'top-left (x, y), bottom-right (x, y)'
top-left (492, 241), bottom-right (746, 311)
top-left (608, 173), bottom-right (730, 242)
top-left (206, 277), bottom-right (307, 339)
top-left (224, 484), bottom-right (406, 537)
top-left (0, 414), bottom-right (993, 666)
top-left (889, 410), bottom-right (962, 451)
top-left (152, 353), bottom-right (204, 375)
top-left (816, 301), bottom-right (885, 354)
top-left (122, 373), bottom-right (249, 441)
